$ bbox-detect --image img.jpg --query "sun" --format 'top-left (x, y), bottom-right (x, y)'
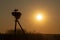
top-left (36, 14), bottom-right (43, 20)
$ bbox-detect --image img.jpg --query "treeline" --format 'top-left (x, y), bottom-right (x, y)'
top-left (0, 29), bottom-right (60, 40)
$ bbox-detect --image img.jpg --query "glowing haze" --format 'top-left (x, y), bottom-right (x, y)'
top-left (0, 0), bottom-right (60, 34)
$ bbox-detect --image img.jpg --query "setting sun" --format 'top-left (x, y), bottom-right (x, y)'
top-left (36, 14), bottom-right (43, 20)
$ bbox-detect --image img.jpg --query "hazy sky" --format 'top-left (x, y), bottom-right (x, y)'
top-left (0, 0), bottom-right (60, 34)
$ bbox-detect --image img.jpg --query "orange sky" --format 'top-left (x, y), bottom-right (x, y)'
top-left (0, 0), bottom-right (60, 34)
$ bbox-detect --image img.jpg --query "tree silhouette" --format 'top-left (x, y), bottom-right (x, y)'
top-left (6, 29), bottom-right (26, 34)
